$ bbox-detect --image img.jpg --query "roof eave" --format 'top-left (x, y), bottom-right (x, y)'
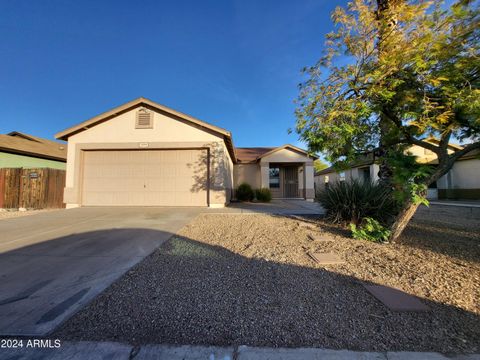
top-left (256, 144), bottom-right (318, 161)
top-left (0, 147), bottom-right (66, 162)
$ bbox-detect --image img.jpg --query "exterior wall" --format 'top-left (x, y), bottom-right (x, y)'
top-left (406, 144), bottom-right (454, 164)
top-left (0, 152), bottom-right (65, 170)
top-left (314, 164), bottom-right (376, 194)
top-left (437, 158), bottom-right (480, 200)
top-left (233, 164), bottom-right (260, 189)
top-left (64, 106), bottom-right (233, 207)
top-left (315, 157), bottom-right (480, 201)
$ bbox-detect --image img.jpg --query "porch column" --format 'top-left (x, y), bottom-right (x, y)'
top-left (260, 162), bottom-right (270, 189)
top-left (304, 162), bottom-right (315, 201)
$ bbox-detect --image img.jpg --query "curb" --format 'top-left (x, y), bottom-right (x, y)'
top-left (1, 341), bottom-right (479, 360)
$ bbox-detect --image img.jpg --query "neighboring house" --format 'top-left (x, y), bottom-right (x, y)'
top-left (55, 97), bottom-right (316, 208)
top-left (314, 139), bottom-right (480, 200)
top-left (0, 131), bottom-right (67, 169)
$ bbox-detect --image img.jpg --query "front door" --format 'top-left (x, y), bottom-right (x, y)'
top-left (283, 166), bottom-right (298, 198)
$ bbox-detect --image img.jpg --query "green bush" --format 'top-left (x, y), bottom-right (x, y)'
top-left (317, 179), bottom-right (399, 225)
top-left (236, 182), bottom-right (254, 201)
top-left (350, 217), bottom-right (391, 243)
top-left (255, 188), bottom-right (272, 202)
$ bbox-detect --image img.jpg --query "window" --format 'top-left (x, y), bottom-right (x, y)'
top-left (269, 167), bottom-right (280, 188)
top-left (359, 167), bottom-right (370, 182)
top-left (136, 108), bottom-right (153, 129)
top-left (339, 171), bottom-right (346, 182)
top-left (324, 175), bottom-right (329, 183)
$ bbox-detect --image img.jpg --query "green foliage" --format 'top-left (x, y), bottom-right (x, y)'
top-left (314, 159), bottom-right (329, 172)
top-left (236, 183), bottom-right (254, 201)
top-left (295, 0), bottom-right (480, 204)
top-left (255, 188), bottom-right (272, 202)
top-left (317, 179), bottom-right (399, 225)
top-left (386, 151), bottom-right (432, 206)
top-left (350, 217), bottom-right (391, 243)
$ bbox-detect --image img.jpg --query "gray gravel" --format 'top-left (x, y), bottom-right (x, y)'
top-left (53, 210), bottom-right (480, 353)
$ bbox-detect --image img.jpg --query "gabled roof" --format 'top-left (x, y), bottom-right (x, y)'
top-left (236, 144), bottom-right (317, 163)
top-left (257, 144), bottom-right (317, 161)
top-left (0, 132), bottom-right (67, 162)
top-left (235, 147), bottom-right (275, 163)
top-left (55, 97), bottom-right (237, 163)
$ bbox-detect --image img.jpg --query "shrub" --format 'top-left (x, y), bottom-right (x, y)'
top-left (350, 217), bottom-right (391, 243)
top-left (236, 182), bottom-right (254, 201)
top-left (255, 188), bottom-right (272, 202)
top-left (317, 179), bottom-right (399, 225)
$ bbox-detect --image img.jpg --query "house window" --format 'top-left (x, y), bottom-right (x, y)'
top-left (339, 172), bottom-right (346, 182)
top-left (324, 175), bottom-right (329, 183)
top-left (269, 167), bottom-right (280, 188)
top-left (359, 167), bottom-right (370, 182)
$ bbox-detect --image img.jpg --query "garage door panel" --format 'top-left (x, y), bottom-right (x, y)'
top-left (82, 149), bottom-right (207, 206)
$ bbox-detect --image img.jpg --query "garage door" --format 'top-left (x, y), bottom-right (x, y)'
top-left (81, 149), bottom-right (208, 206)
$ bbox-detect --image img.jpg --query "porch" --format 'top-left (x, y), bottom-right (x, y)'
top-left (261, 162), bottom-right (315, 201)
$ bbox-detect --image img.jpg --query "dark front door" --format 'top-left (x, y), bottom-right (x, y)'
top-left (283, 166), bottom-right (298, 198)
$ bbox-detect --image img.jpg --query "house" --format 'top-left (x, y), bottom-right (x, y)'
top-left (0, 132), bottom-right (67, 169)
top-left (55, 97), bottom-right (316, 208)
top-left (314, 139), bottom-right (480, 200)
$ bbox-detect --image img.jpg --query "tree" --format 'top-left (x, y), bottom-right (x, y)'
top-left (314, 159), bottom-right (329, 172)
top-left (295, 0), bottom-right (479, 242)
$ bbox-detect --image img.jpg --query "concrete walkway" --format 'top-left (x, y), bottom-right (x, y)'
top-left (430, 200), bottom-right (480, 208)
top-left (219, 199), bottom-right (325, 215)
top-left (1, 341), bottom-right (479, 359)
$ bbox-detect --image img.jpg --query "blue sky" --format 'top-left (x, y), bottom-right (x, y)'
top-left (0, 0), bottom-right (345, 150)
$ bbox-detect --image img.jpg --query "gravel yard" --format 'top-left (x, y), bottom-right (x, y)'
top-left (0, 209), bottom-right (59, 220)
top-left (54, 207), bottom-right (480, 353)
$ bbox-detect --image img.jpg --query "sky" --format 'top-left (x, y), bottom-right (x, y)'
top-left (0, 0), bottom-right (346, 150)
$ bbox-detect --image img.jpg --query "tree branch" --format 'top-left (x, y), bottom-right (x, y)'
top-left (406, 137), bottom-right (440, 154)
top-left (449, 141), bottom-right (480, 162)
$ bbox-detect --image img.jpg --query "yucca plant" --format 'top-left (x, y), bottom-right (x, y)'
top-left (317, 179), bottom-right (399, 225)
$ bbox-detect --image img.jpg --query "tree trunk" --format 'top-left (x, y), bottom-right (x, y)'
top-left (389, 200), bottom-right (420, 242)
top-left (376, 0), bottom-right (399, 186)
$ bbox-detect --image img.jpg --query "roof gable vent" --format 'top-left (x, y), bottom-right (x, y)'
top-left (136, 108), bottom-right (153, 129)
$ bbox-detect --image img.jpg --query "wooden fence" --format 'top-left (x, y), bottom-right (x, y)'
top-left (0, 168), bottom-right (66, 209)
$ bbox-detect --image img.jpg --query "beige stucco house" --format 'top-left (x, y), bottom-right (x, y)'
top-left (55, 97), bottom-right (316, 208)
top-left (314, 139), bottom-right (480, 200)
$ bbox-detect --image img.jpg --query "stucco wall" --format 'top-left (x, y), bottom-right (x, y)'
top-left (233, 164), bottom-right (260, 189)
top-left (0, 152), bottom-right (66, 170)
top-left (63, 106), bottom-right (234, 207)
top-left (314, 164), bottom-right (376, 194)
top-left (437, 158), bottom-right (480, 199)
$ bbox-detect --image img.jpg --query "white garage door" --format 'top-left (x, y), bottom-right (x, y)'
top-left (81, 149), bottom-right (208, 206)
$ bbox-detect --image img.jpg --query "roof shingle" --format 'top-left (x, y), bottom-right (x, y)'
top-left (0, 132), bottom-right (67, 162)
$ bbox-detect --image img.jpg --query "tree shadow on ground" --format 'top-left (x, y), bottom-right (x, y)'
top-left (304, 206), bottom-right (480, 263)
top-left (51, 232), bottom-right (480, 354)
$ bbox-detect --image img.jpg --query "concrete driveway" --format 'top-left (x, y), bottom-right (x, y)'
top-left (0, 207), bottom-right (201, 336)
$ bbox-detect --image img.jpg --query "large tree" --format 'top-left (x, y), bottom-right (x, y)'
top-left (296, 0), bottom-right (479, 241)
